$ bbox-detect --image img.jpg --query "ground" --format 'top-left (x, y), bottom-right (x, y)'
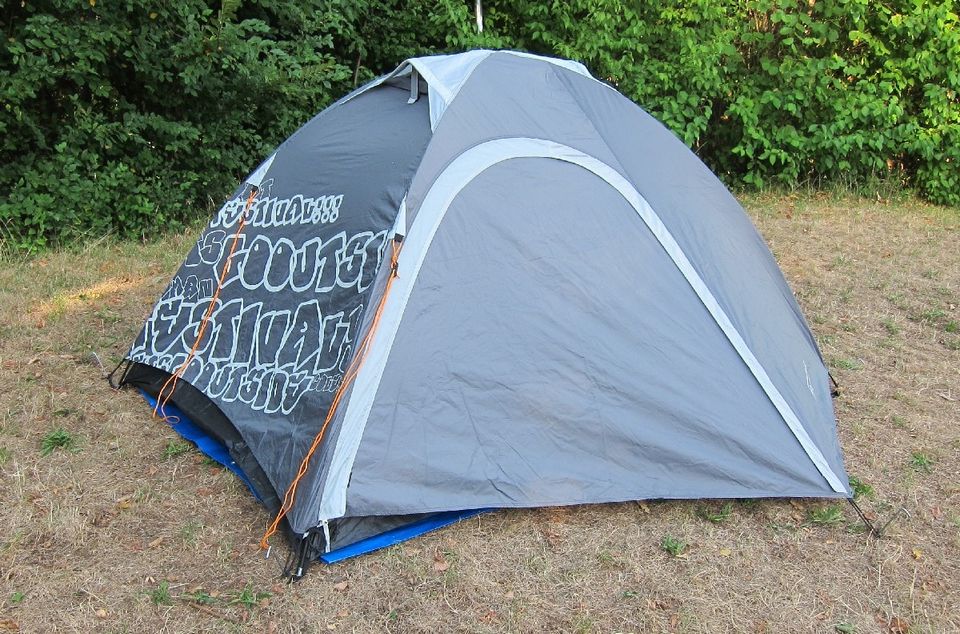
top-left (0, 195), bottom-right (957, 633)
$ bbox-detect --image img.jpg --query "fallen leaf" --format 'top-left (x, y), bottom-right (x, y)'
top-left (888, 616), bottom-right (910, 634)
top-left (92, 509), bottom-right (116, 527)
top-left (719, 548), bottom-right (732, 557)
top-left (433, 551), bottom-right (450, 572)
top-left (0, 619), bottom-right (19, 631)
top-left (326, 624), bottom-right (336, 631)
top-left (637, 501), bottom-right (651, 514)
top-left (930, 506), bottom-right (943, 520)
top-left (148, 537), bottom-right (164, 549)
top-left (333, 581), bottom-right (349, 591)
top-left (95, 609), bottom-right (107, 619)
top-left (911, 548), bottom-right (922, 560)
top-left (336, 610), bottom-right (349, 618)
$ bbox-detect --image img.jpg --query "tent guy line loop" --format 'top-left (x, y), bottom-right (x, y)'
top-left (152, 186), bottom-right (258, 426)
top-left (258, 236), bottom-right (404, 554)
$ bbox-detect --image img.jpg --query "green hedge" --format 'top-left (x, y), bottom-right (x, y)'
top-left (2, 0), bottom-right (958, 250)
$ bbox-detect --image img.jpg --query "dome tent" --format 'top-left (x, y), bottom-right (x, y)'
top-left (117, 50), bottom-right (851, 575)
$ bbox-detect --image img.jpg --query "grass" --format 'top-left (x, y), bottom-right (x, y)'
top-left (848, 476), bottom-right (874, 499)
top-left (909, 452), bottom-right (935, 473)
top-left (39, 428), bottom-right (78, 456)
top-left (161, 440), bottom-right (192, 460)
top-left (881, 317), bottom-right (900, 335)
top-left (226, 583), bottom-right (270, 609)
top-left (0, 195), bottom-right (957, 632)
top-left (660, 534), bottom-right (687, 557)
top-left (697, 502), bottom-right (733, 523)
top-left (184, 589), bottom-right (215, 605)
top-left (829, 357), bottom-right (863, 370)
top-left (147, 581), bottom-right (172, 606)
top-left (808, 504), bottom-right (846, 526)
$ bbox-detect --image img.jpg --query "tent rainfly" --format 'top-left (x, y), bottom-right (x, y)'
top-left (116, 50), bottom-right (852, 577)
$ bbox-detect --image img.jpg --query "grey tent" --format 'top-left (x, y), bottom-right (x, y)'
top-left (117, 50), bottom-right (851, 574)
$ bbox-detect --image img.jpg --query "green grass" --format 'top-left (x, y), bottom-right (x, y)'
top-left (808, 504), bottom-right (845, 526)
top-left (660, 534), bottom-right (687, 557)
top-left (10, 591), bottom-right (25, 605)
top-left (697, 502), bottom-right (733, 523)
top-left (184, 589), bottom-right (215, 605)
top-left (39, 428), bottom-right (78, 456)
top-left (0, 447), bottom-right (10, 466)
top-left (227, 583), bottom-right (270, 609)
top-left (179, 519), bottom-right (204, 546)
top-left (829, 357), bottom-right (862, 371)
top-left (910, 452), bottom-right (934, 473)
top-left (916, 308), bottom-right (946, 323)
top-left (945, 320), bottom-right (958, 333)
top-left (881, 317), bottom-right (900, 335)
top-left (147, 581), bottom-right (172, 606)
top-left (848, 476), bottom-right (874, 499)
top-left (161, 440), bottom-right (191, 460)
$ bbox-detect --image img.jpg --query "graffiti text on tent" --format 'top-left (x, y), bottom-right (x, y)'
top-left (188, 230), bottom-right (388, 296)
top-left (211, 193), bottom-right (344, 228)
top-left (130, 297), bottom-right (364, 415)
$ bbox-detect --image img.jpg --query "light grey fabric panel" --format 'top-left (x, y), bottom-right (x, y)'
top-left (344, 160), bottom-right (843, 518)
top-left (546, 69), bottom-right (846, 480)
top-left (398, 53), bottom-right (846, 494)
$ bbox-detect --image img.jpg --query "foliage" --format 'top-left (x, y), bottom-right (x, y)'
top-left (848, 475), bottom-right (874, 499)
top-left (39, 427), bottom-right (77, 456)
top-left (808, 504), bottom-right (845, 526)
top-left (147, 580), bottom-right (172, 606)
top-left (2, 1), bottom-right (958, 250)
top-left (697, 501), bottom-right (734, 523)
top-left (659, 534), bottom-right (687, 556)
top-left (909, 451), bottom-right (934, 473)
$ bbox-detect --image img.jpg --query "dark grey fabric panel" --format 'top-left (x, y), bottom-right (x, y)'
top-left (345, 160), bottom-right (843, 518)
top-left (398, 52), bottom-right (845, 493)
top-left (126, 84), bottom-right (430, 503)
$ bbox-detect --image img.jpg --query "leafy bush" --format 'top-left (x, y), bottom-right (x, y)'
top-left (2, 0), bottom-right (958, 251)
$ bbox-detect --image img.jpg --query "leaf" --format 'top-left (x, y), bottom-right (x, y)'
top-left (719, 548), bottom-right (732, 557)
top-left (433, 551), bottom-right (450, 572)
top-left (888, 616), bottom-right (909, 634)
top-left (911, 548), bottom-right (923, 560)
top-left (332, 581), bottom-right (349, 591)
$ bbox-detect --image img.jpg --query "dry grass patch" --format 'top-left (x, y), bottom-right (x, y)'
top-left (0, 196), bottom-right (957, 632)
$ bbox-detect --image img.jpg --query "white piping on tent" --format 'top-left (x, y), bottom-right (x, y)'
top-left (316, 137), bottom-right (846, 524)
